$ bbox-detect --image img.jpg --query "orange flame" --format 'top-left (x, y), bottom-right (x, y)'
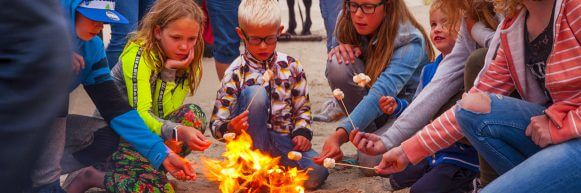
top-left (202, 131), bottom-right (309, 193)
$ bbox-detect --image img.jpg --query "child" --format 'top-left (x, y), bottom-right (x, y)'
top-left (64, 0), bottom-right (211, 192)
top-left (31, 0), bottom-right (194, 192)
top-left (210, 0), bottom-right (328, 190)
top-left (377, 1), bottom-right (479, 192)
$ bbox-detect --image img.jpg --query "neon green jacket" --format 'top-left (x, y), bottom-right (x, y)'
top-left (112, 42), bottom-right (191, 140)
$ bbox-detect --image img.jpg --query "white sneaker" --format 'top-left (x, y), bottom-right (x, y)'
top-left (313, 99), bottom-right (345, 122)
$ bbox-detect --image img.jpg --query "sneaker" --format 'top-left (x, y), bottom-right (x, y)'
top-left (313, 99), bottom-right (345, 122)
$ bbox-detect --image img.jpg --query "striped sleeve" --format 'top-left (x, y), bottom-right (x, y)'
top-left (402, 44), bottom-right (515, 164)
top-left (565, 0), bottom-right (581, 41)
top-left (544, 0), bottom-right (581, 144)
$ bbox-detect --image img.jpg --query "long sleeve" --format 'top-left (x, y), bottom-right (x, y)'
top-left (379, 20), bottom-right (479, 151)
top-left (471, 21), bottom-right (496, 48)
top-left (210, 62), bottom-right (241, 139)
top-left (84, 67), bottom-right (168, 169)
top-left (338, 39), bottom-right (427, 133)
top-left (401, 45), bottom-right (514, 164)
top-left (289, 60), bottom-right (313, 140)
top-left (544, 0), bottom-right (581, 144)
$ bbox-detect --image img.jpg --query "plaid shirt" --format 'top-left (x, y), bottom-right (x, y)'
top-left (210, 51), bottom-right (313, 140)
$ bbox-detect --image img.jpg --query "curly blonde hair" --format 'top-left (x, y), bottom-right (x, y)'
top-left (128, 0), bottom-right (205, 95)
top-left (438, 0), bottom-right (499, 35)
top-left (490, 0), bottom-right (524, 18)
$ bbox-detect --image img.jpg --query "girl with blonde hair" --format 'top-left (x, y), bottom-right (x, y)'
top-left (65, 0), bottom-right (211, 192)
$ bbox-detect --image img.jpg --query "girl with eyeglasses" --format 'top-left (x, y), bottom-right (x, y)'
top-left (314, 0), bottom-right (434, 173)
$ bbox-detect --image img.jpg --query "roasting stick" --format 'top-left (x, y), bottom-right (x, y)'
top-left (287, 151), bottom-right (375, 170)
top-left (333, 89), bottom-right (357, 131)
top-left (245, 70), bottom-right (274, 111)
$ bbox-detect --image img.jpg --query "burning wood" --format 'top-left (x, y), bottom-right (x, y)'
top-left (202, 131), bottom-right (309, 193)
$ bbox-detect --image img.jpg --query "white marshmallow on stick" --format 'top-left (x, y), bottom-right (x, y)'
top-left (332, 89), bottom-right (345, 100)
top-left (223, 133), bottom-right (236, 141)
top-left (246, 69), bottom-right (275, 111)
top-left (323, 158), bottom-right (375, 170)
top-left (323, 158), bottom-right (336, 169)
top-left (287, 151), bottom-right (303, 161)
top-left (332, 88), bottom-right (356, 130)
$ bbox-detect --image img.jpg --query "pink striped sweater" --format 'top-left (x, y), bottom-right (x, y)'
top-left (402, 0), bottom-right (581, 164)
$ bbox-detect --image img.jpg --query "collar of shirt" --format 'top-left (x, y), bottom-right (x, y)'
top-left (242, 50), bottom-right (278, 70)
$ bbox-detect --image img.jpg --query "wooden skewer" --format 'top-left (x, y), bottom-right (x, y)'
top-left (245, 84), bottom-right (263, 112)
top-left (334, 162), bottom-right (376, 170)
top-left (338, 99), bottom-right (357, 130)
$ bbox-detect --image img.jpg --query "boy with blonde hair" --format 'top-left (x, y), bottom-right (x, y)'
top-left (210, 0), bottom-right (328, 190)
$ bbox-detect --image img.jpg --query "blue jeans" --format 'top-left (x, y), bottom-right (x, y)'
top-left (106, 0), bottom-right (155, 68)
top-left (457, 94), bottom-right (581, 192)
top-left (319, 0), bottom-right (342, 51)
top-left (457, 94), bottom-right (544, 174)
top-left (232, 86), bottom-right (329, 190)
top-left (207, 0), bottom-right (241, 64)
top-left (481, 139), bottom-right (581, 193)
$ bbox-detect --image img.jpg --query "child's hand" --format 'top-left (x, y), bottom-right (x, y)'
top-left (374, 146), bottom-right (409, 175)
top-left (177, 125), bottom-right (212, 151)
top-left (328, 43), bottom-right (361, 64)
top-left (349, 129), bottom-right (387, 156)
top-left (162, 152), bottom-right (196, 181)
top-left (379, 96), bottom-right (397, 115)
top-left (72, 52), bottom-right (85, 74)
top-left (292, 136), bottom-right (312, 152)
top-left (228, 111), bottom-right (249, 133)
top-left (165, 49), bottom-right (194, 70)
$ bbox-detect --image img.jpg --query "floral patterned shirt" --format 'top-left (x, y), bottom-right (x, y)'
top-left (210, 51), bottom-right (312, 140)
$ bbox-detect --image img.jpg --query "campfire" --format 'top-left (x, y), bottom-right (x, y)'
top-left (202, 131), bottom-right (310, 193)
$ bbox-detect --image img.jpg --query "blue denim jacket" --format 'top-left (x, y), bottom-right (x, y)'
top-left (338, 22), bottom-right (430, 133)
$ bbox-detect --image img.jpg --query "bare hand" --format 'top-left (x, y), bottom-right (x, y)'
top-left (374, 146), bottom-right (409, 175)
top-left (228, 111), bottom-right (249, 133)
top-left (328, 43), bottom-right (361, 64)
top-left (292, 136), bottom-right (312, 152)
top-left (313, 129), bottom-right (348, 165)
top-left (177, 126), bottom-right (212, 151)
top-left (165, 49), bottom-right (194, 69)
top-left (525, 115), bottom-right (552, 148)
top-left (72, 52), bottom-right (85, 74)
top-left (379, 96), bottom-right (397, 115)
top-left (349, 129), bottom-right (387, 156)
top-left (162, 152), bottom-right (196, 181)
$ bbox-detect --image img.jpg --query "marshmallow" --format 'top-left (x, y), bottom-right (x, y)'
top-left (353, 74), bottom-right (362, 83)
top-left (323, 158), bottom-right (336, 169)
top-left (354, 73), bottom-right (371, 88)
top-left (223, 133), bottom-right (236, 141)
top-left (333, 89), bottom-right (344, 100)
top-left (262, 69), bottom-right (274, 83)
top-left (287, 151), bottom-right (303, 161)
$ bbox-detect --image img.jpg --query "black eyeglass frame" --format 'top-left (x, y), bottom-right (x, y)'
top-left (240, 29), bottom-right (279, 46)
top-left (345, 0), bottom-right (386, 14)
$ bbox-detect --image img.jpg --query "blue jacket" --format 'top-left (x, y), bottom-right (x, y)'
top-left (338, 22), bottom-right (429, 133)
top-left (60, 0), bottom-right (169, 169)
top-left (400, 54), bottom-right (479, 172)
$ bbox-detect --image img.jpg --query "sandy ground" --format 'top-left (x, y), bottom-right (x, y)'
top-left (70, 0), bottom-right (430, 192)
